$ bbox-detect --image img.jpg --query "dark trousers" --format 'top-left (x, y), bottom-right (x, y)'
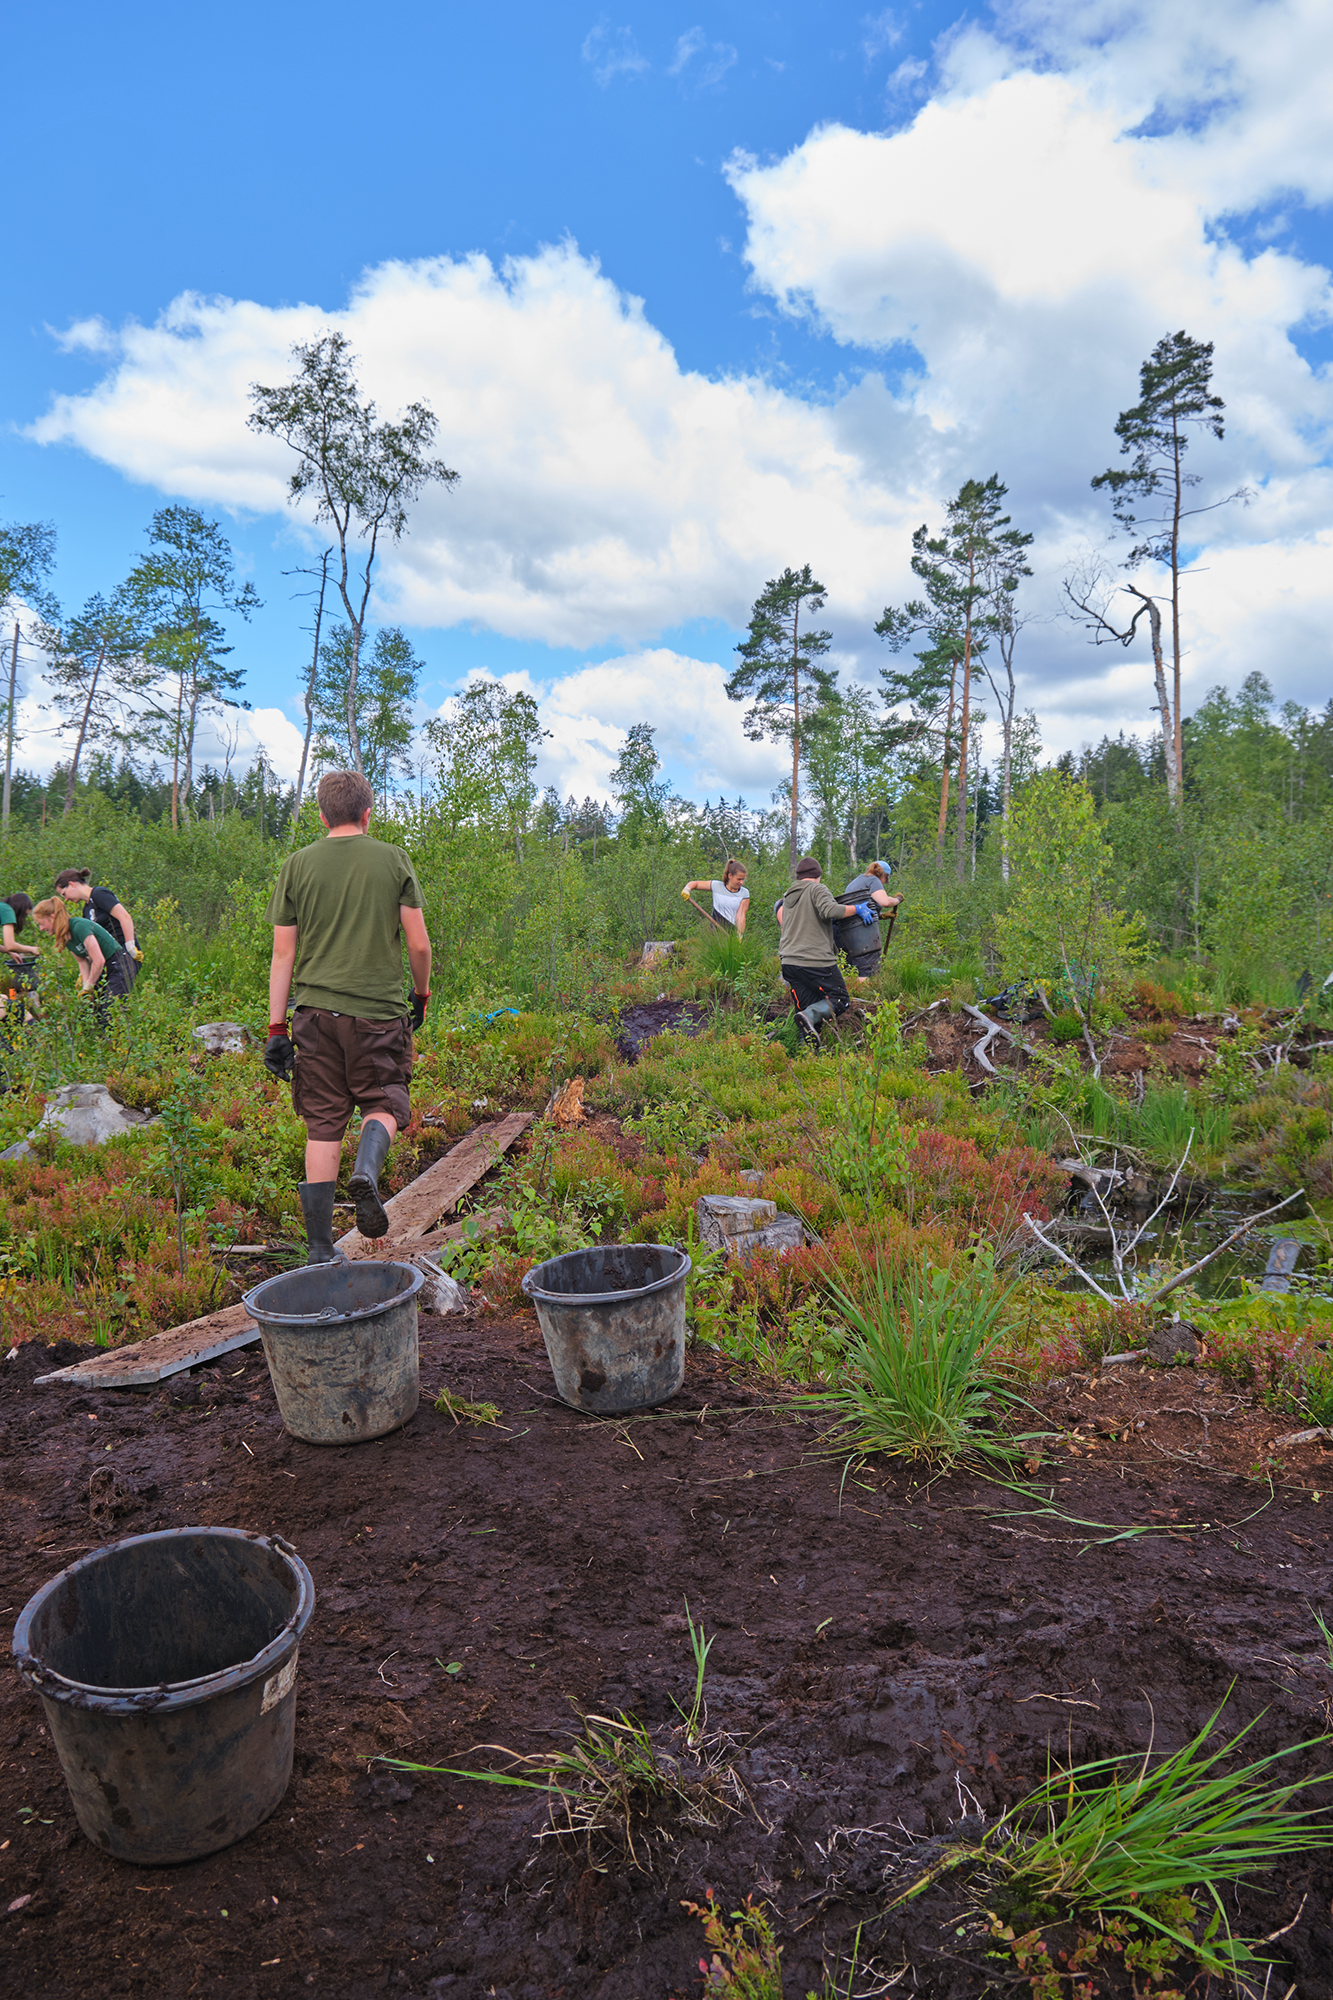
top-left (781, 961), bottom-right (851, 1042)
top-left (91, 952), bottom-right (133, 1030)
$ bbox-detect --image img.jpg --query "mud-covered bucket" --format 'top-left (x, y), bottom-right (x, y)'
top-left (522, 1243), bottom-right (691, 1414)
top-left (12, 1527), bottom-right (315, 1866)
top-left (243, 1260), bottom-right (423, 1445)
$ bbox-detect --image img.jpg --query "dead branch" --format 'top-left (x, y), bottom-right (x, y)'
top-left (1143, 1189), bottom-right (1305, 1305)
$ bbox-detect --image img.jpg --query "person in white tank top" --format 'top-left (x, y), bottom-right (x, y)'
top-left (681, 858), bottom-right (749, 933)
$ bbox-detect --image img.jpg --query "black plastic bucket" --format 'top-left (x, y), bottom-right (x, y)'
top-left (12, 1527), bottom-right (315, 1865)
top-left (521, 1243), bottom-right (691, 1413)
top-left (243, 1260), bottom-right (423, 1444)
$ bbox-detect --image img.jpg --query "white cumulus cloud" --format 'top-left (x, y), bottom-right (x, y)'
top-left (24, 0), bottom-right (1333, 768)
top-left (28, 246), bottom-right (938, 654)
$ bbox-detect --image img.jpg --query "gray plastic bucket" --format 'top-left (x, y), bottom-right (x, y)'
top-left (522, 1243), bottom-right (691, 1414)
top-left (12, 1527), bottom-right (315, 1866)
top-left (243, 1259), bottom-right (423, 1445)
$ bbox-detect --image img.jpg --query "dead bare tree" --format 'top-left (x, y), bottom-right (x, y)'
top-left (1022, 1121), bottom-right (1303, 1307)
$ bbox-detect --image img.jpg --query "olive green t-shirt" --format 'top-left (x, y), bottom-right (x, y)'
top-left (67, 915), bottom-right (122, 963)
top-left (265, 834), bottom-right (424, 1020)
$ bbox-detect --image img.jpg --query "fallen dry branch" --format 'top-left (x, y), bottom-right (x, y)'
top-left (961, 1003), bottom-right (1037, 1074)
top-left (1022, 1183), bottom-right (1305, 1311)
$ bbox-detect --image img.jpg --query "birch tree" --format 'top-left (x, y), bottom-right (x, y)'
top-left (124, 507), bottom-right (258, 830)
top-left (0, 519), bottom-right (58, 831)
top-left (250, 333), bottom-right (457, 776)
top-left (38, 591), bottom-right (144, 813)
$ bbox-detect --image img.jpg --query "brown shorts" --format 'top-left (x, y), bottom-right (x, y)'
top-left (291, 1008), bottom-right (413, 1141)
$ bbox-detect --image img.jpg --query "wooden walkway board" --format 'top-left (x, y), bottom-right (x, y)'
top-left (35, 1113), bottom-right (531, 1390)
top-left (34, 1310), bottom-right (262, 1387)
top-left (334, 1112), bottom-right (530, 1255)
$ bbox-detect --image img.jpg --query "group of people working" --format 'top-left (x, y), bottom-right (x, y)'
top-left (0, 871), bottom-right (141, 1030)
top-left (682, 853), bottom-right (901, 1043)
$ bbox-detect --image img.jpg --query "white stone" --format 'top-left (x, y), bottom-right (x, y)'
top-left (193, 1021), bottom-right (252, 1054)
top-left (413, 1257), bottom-right (469, 1314)
top-left (0, 1083), bottom-right (158, 1160)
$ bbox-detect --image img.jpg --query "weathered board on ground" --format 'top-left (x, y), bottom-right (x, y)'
top-left (32, 1309), bottom-right (263, 1388)
top-left (334, 1113), bottom-right (530, 1255)
top-left (34, 1111), bottom-right (531, 1389)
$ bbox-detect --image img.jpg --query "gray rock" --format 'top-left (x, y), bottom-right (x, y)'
top-left (192, 1021), bottom-right (252, 1055)
top-left (0, 1083), bottom-right (158, 1159)
top-left (738, 1168), bottom-right (765, 1189)
top-left (730, 1213), bottom-right (807, 1259)
top-left (696, 1194), bottom-right (805, 1259)
top-left (697, 1194), bottom-right (778, 1248)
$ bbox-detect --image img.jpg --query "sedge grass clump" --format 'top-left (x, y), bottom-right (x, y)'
top-left (896, 1699), bottom-right (1333, 1984)
top-left (807, 1251), bottom-right (1029, 1471)
top-left (382, 1608), bottom-right (739, 1874)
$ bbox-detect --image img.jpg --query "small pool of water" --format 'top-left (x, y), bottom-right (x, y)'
top-left (1055, 1186), bottom-right (1332, 1302)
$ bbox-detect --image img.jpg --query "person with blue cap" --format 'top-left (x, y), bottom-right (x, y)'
top-left (834, 860), bottom-right (900, 981)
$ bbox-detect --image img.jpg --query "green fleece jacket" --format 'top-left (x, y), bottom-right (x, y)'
top-left (778, 877), bottom-right (847, 966)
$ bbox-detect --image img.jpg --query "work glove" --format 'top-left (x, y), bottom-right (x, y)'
top-left (410, 991), bottom-right (429, 1032)
top-left (128, 944), bottom-right (144, 963)
top-left (855, 901), bottom-right (877, 926)
top-left (264, 1031), bottom-right (295, 1082)
top-left (681, 887), bottom-right (692, 900)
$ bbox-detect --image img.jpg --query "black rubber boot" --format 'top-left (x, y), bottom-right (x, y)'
top-left (298, 1180), bottom-right (344, 1265)
top-left (796, 996), bottom-right (835, 1043)
top-left (348, 1119), bottom-right (393, 1239)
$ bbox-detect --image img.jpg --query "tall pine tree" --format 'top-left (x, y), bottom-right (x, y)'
top-left (726, 565), bottom-right (835, 871)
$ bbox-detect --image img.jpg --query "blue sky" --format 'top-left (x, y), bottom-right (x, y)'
top-left (4, 1), bottom-right (1332, 803)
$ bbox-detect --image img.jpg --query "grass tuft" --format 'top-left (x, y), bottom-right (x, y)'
top-left (895, 1697), bottom-right (1333, 1981)
top-left (805, 1252), bottom-right (1031, 1471)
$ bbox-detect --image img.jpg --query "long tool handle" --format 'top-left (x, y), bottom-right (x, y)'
top-left (683, 894), bottom-right (725, 933)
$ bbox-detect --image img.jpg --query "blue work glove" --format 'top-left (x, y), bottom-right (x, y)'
top-left (855, 900), bottom-right (877, 926)
top-left (264, 1032), bottom-right (295, 1082)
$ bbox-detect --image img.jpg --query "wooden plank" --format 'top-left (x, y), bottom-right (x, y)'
top-left (32, 1112), bottom-right (532, 1389)
top-left (348, 1208), bottom-right (508, 1261)
top-left (334, 1112), bottom-right (530, 1254)
top-left (34, 1311), bottom-right (262, 1388)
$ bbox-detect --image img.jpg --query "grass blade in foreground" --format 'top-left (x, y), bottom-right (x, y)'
top-left (804, 1253), bottom-right (1031, 1472)
top-left (894, 1698), bottom-right (1333, 1979)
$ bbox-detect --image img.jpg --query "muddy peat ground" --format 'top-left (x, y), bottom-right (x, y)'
top-left (3, 1312), bottom-right (1333, 2000)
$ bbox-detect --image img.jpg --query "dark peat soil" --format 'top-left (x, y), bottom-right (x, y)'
top-left (3, 1320), bottom-right (1333, 2000)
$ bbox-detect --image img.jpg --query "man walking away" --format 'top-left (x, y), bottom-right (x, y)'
top-left (834, 861), bottom-right (900, 981)
top-left (264, 770), bottom-right (432, 1263)
top-left (776, 856), bottom-right (876, 1044)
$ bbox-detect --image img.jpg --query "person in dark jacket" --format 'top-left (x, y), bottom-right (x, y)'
top-left (54, 870), bottom-right (142, 984)
top-left (833, 861), bottom-right (900, 980)
top-left (776, 856), bottom-right (877, 1043)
